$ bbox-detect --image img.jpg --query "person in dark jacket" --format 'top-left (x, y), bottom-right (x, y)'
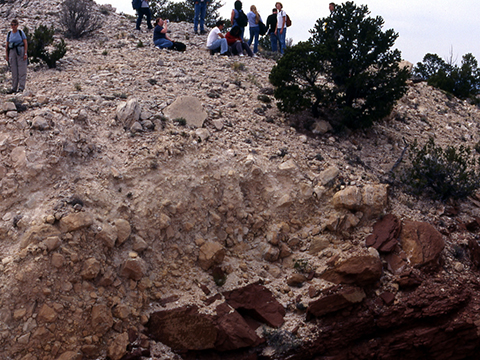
top-left (266, 8), bottom-right (278, 52)
top-left (136, 0), bottom-right (153, 31)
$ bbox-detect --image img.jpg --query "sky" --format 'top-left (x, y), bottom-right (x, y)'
top-left (99, 0), bottom-right (480, 65)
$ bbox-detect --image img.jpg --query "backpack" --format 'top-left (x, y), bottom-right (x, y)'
top-left (286, 14), bottom-right (292, 27)
top-left (132, 0), bottom-right (142, 10)
top-left (259, 21), bottom-right (267, 36)
top-left (236, 10), bottom-right (248, 27)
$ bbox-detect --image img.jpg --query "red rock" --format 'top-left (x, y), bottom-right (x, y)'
top-left (468, 238), bottom-right (480, 268)
top-left (147, 305), bottom-right (217, 351)
top-left (320, 255), bottom-right (383, 286)
top-left (224, 283), bottom-right (285, 328)
top-left (306, 285), bottom-right (366, 319)
top-left (214, 303), bottom-right (262, 351)
top-left (400, 220), bottom-right (445, 267)
top-left (365, 214), bottom-right (401, 252)
top-left (380, 292), bottom-right (395, 305)
top-left (385, 252), bottom-right (408, 275)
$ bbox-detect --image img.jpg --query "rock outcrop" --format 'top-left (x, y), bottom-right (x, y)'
top-left (0, 1), bottom-right (480, 360)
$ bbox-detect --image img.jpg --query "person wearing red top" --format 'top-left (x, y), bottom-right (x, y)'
top-left (225, 26), bottom-right (254, 57)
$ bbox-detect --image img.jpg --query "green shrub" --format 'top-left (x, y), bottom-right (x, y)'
top-left (24, 25), bottom-right (67, 68)
top-left (59, 0), bottom-right (102, 39)
top-left (174, 117), bottom-right (186, 126)
top-left (402, 138), bottom-right (480, 201)
top-left (269, 1), bottom-right (408, 129)
top-left (413, 53), bottom-right (480, 100)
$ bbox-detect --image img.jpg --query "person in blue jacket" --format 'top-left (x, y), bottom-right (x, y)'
top-left (247, 5), bottom-right (262, 54)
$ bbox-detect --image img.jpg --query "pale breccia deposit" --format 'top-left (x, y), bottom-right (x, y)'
top-left (2, 1), bottom-right (480, 360)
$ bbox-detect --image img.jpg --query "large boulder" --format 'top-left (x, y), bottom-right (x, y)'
top-left (163, 96), bottom-right (208, 128)
top-left (224, 283), bottom-right (285, 328)
top-left (332, 184), bottom-right (388, 216)
top-left (147, 305), bottom-right (217, 351)
top-left (307, 285), bottom-right (366, 319)
top-left (399, 220), bottom-right (444, 267)
top-left (320, 255), bottom-right (383, 286)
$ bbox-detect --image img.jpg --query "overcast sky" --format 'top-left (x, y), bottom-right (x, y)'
top-left (100, 0), bottom-right (480, 64)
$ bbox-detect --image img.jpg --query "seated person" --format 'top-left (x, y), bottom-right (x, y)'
top-left (153, 18), bottom-right (186, 51)
top-left (153, 18), bottom-right (173, 49)
top-left (225, 26), bottom-right (253, 57)
top-left (206, 20), bottom-right (229, 55)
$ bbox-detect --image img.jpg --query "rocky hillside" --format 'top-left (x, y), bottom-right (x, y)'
top-left (2, 1), bottom-right (480, 360)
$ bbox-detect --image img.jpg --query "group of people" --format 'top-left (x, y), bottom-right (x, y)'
top-left (207, 1), bottom-right (289, 57)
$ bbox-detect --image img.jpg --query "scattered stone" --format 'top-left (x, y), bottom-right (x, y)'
top-left (81, 257), bottom-right (101, 280)
top-left (287, 273), bottom-right (307, 287)
top-left (91, 304), bottom-right (114, 335)
top-left (114, 219), bottom-right (131, 245)
top-left (198, 241), bottom-right (225, 270)
top-left (120, 257), bottom-right (147, 281)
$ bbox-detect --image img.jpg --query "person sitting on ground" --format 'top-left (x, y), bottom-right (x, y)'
top-left (206, 20), bottom-right (229, 55)
top-left (153, 18), bottom-right (186, 51)
top-left (225, 26), bottom-right (253, 57)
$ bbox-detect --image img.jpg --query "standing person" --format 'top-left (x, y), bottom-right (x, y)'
top-left (247, 5), bottom-right (262, 54)
top-left (225, 26), bottom-right (254, 57)
top-left (329, 2), bottom-right (336, 13)
top-left (266, 8), bottom-right (278, 52)
top-left (274, 2), bottom-right (287, 54)
top-left (194, 0), bottom-right (209, 35)
top-left (230, 0), bottom-right (245, 40)
top-left (136, 0), bottom-right (153, 31)
top-left (206, 20), bottom-right (229, 56)
top-left (5, 19), bottom-right (27, 93)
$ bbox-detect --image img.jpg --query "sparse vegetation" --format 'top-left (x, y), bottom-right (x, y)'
top-left (137, 40), bottom-right (144, 48)
top-left (232, 62), bottom-right (246, 71)
top-left (269, 1), bottom-right (408, 129)
top-left (59, 0), bottom-right (102, 39)
top-left (24, 25), bottom-right (67, 68)
top-left (263, 327), bottom-right (302, 354)
top-left (401, 138), bottom-right (480, 201)
top-left (174, 117), bottom-right (187, 126)
top-left (74, 83), bottom-right (82, 91)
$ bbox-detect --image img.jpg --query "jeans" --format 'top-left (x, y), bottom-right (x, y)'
top-left (208, 38), bottom-right (228, 54)
top-left (194, 2), bottom-right (207, 32)
top-left (248, 26), bottom-right (260, 53)
top-left (231, 41), bottom-right (253, 57)
top-left (136, 7), bottom-right (153, 30)
top-left (270, 32), bottom-right (279, 52)
top-left (277, 27), bottom-right (286, 54)
top-left (154, 38), bottom-right (173, 49)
